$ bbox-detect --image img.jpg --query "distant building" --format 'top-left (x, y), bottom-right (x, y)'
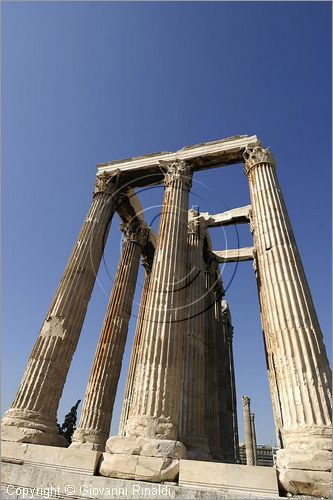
top-left (239, 443), bottom-right (277, 467)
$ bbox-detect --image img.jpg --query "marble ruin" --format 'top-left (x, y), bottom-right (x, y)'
top-left (2, 136), bottom-right (332, 498)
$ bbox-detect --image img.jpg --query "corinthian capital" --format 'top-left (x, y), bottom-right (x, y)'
top-left (121, 221), bottom-right (149, 249)
top-left (160, 160), bottom-right (192, 190)
top-left (243, 146), bottom-right (275, 176)
top-left (94, 170), bottom-right (120, 196)
top-left (242, 395), bottom-right (251, 407)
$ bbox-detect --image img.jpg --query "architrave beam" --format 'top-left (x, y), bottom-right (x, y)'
top-left (213, 247), bottom-right (254, 263)
top-left (191, 205), bottom-right (251, 227)
top-left (97, 135), bottom-right (260, 187)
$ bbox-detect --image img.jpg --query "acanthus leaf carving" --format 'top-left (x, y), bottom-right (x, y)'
top-left (243, 146), bottom-right (275, 176)
top-left (121, 221), bottom-right (149, 249)
top-left (160, 159), bottom-right (193, 190)
top-left (94, 171), bottom-right (120, 196)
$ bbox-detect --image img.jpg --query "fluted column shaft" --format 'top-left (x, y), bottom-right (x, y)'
top-left (219, 300), bottom-right (239, 463)
top-left (179, 212), bottom-right (209, 457)
top-left (253, 249), bottom-right (284, 449)
top-left (204, 257), bottom-right (223, 459)
top-left (125, 160), bottom-right (192, 440)
top-left (71, 221), bottom-right (144, 450)
top-left (243, 147), bottom-right (332, 466)
top-left (250, 412), bottom-right (258, 465)
top-left (118, 259), bottom-right (152, 436)
top-left (2, 173), bottom-right (119, 446)
top-left (242, 396), bottom-right (255, 466)
top-left (226, 319), bottom-right (240, 463)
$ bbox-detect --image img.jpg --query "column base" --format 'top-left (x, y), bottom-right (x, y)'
top-left (98, 435), bottom-right (187, 483)
top-left (1, 409), bottom-right (67, 448)
top-left (276, 427), bottom-right (332, 498)
top-left (1, 425), bottom-right (67, 448)
top-left (70, 428), bottom-right (107, 452)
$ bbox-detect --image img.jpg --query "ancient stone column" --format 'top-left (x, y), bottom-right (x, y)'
top-left (252, 246), bottom-right (284, 451)
top-left (250, 412), bottom-right (257, 466)
top-left (204, 256), bottom-right (224, 460)
top-left (220, 300), bottom-right (240, 463)
top-left (242, 396), bottom-right (255, 466)
top-left (178, 211), bottom-right (210, 458)
top-left (71, 221), bottom-right (146, 450)
top-left (2, 172), bottom-right (119, 446)
top-left (244, 146), bottom-right (332, 497)
top-left (118, 256), bottom-right (152, 436)
top-left (125, 160), bottom-right (192, 442)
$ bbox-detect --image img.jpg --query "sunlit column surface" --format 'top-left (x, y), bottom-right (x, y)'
top-left (2, 173), bottom-right (119, 446)
top-left (244, 146), bottom-right (332, 496)
top-left (125, 160), bottom-right (193, 441)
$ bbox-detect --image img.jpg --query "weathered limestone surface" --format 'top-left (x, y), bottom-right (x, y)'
top-left (99, 453), bottom-right (180, 483)
top-left (213, 247), bottom-right (254, 263)
top-left (105, 436), bottom-right (186, 459)
top-left (97, 136), bottom-right (259, 186)
top-left (1, 173), bottom-right (120, 447)
top-left (71, 221), bottom-right (146, 451)
top-left (97, 160), bottom-right (192, 482)
top-left (277, 468), bottom-right (332, 499)
top-left (1, 441), bottom-right (101, 475)
top-left (178, 211), bottom-right (210, 459)
top-left (118, 257), bottom-right (152, 436)
top-left (244, 146), bottom-right (332, 497)
top-left (2, 460), bottom-right (276, 499)
top-left (124, 160), bottom-right (193, 441)
top-left (179, 460), bottom-right (279, 498)
top-left (242, 396), bottom-right (255, 466)
top-left (197, 205), bottom-right (251, 227)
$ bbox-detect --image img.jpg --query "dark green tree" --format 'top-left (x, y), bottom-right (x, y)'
top-left (57, 399), bottom-right (81, 446)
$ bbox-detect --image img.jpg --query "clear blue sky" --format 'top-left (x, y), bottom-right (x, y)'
top-left (2, 1), bottom-right (332, 446)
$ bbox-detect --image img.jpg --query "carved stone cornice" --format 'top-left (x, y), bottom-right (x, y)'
top-left (160, 160), bottom-right (193, 190)
top-left (242, 395), bottom-right (251, 407)
top-left (94, 171), bottom-right (120, 196)
top-left (243, 146), bottom-right (275, 177)
top-left (121, 221), bottom-right (149, 249)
